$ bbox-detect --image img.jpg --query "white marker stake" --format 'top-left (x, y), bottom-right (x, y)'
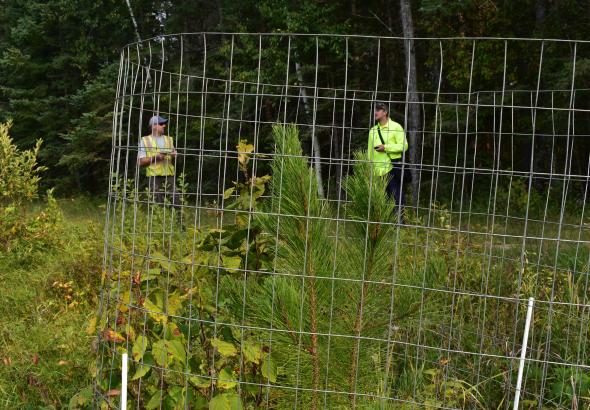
top-left (513, 297), bottom-right (534, 410)
top-left (121, 352), bottom-right (128, 410)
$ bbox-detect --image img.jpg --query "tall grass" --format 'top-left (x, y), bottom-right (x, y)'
top-left (0, 198), bottom-right (103, 409)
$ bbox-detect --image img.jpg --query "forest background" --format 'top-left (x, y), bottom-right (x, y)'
top-left (1, 1), bottom-right (590, 408)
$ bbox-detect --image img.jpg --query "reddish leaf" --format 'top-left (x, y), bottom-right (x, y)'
top-left (103, 329), bottom-right (125, 343)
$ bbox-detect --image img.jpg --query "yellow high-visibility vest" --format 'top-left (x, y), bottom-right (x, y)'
top-left (142, 135), bottom-right (175, 177)
top-left (367, 119), bottom-right (408, 176)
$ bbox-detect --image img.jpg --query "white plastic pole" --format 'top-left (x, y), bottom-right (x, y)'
top-left (513, 297), bottom-right (534, 410)
top-left (121, 352), bottom-right (128, 410)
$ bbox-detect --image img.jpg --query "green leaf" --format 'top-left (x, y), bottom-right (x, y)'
top-left (189, 375), bottom-right (211, 388)
top-left (132, 335), bottom-right (148, 362)
top-left (243, 383), bottom-right (260, 395)
top-left (151, 252), bottom-right (176, 273)
top-left (167, 386), bottom-right (183, 403)
top-left (166, 293), bottom-right (183, 316)
top-left (224, 228), bottom-right (249, 250)
top-left (242, 340), bottom-right (262, 364)
top-left (261, 356), bottom-right (277, 383)
top-left (152, 339), bottom-right (186, 367)
top-left (221, 255), bottom-right (242, 272)
top-left (223, 187), bottom-right (235, 199)
top-left (145, 390), bottom-right (163, 409)
top-left (211, 339), bottom-right (237, 357)
top-left (68, 387), bottom-right (93, 409)
top-left (144, 296), bottom-right (166, 323)
top-left (142, 268), bottom-right (161, 282)
top-left (131, 353), bottom-right (153, 381)
top-left (168, 339), bottom-right (186, 363)
top-left (131, 362), bottom-right (151, 381)
top-left (165, 322), bottom-right (184, 340)
top-left (209, 393), bottom-right (243, 410)
top-left (217, 368), bottom-right (238, 390)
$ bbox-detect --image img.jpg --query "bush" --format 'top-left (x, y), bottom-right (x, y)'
top-left (0, 122), bottom-right (103, 408)
top-left (0, 120), bottom-right (45, 205)
top-left (0, 121), bottom-right (62, 254)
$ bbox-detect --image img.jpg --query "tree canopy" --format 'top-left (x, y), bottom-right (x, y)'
top-left (0, 0), bottom-right (588, 194)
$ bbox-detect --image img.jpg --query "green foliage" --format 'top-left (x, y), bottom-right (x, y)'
top-left (86, 140), bottom-right (277, 409)
top-left (223, 140), bottom-right (271, 212)
top-left (0, 121), bottom-right (45, 205)
top-left (255, 124), bottom-right (334, 409)
top-left (0, 121), bottom-right (63, 254)
top-left (0, 0), bottom-right (134, 192)
top-left (58, 64), bottom-right (119, 191)
top-left (2, 0), bottom-right (589, 196)
top-left (0, 198), bottom-right (103, 408)
top-left (497, 177), bottom-right (543, 215)
top-left (547, 367), bottom-right (590, 408)
top-left (232, 126), bottom-right (415, 408)
top-left (226, 125), bottom-right (590, 409)
top-left (2, 123), bottom-right (589, 409)
top-left (0, 190), bottom-right (63, 254)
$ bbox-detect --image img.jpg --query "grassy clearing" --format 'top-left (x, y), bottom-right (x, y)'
top-left (90, 127), bottom-right (590, 409)
top-left (0, 132), bottom-right (587, 409)
top-left (0, 198), bottom-right (104, 409)
top-left (1, 192), bottom-right (588, 409)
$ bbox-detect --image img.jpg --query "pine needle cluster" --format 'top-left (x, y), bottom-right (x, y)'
top-left (231, 125), bottom-right (403, 408)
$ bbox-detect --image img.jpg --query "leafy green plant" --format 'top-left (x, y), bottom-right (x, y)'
top-left (547, 367), bottom-right (590, 408)
top-left (73, 125), bottom-right (590, 410)
top-left (0, 121), bottom-right (62, 254)
top-left (230, 126), bottom-right (416, 408)
top-left (255, 124), bottom-right (334, 409)
top-left (0, 120), bottom-right (46, 205)
top-left (78, 139), bottom-right (275, 410)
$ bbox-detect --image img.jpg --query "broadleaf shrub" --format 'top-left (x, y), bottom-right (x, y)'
top-left (0, 121), bottom-right (61, 254)
top-left (0, 120), bottom-right (46, 205)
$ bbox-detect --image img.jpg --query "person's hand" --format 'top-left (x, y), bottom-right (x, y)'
top-left (155, 153), bottom-right (166, 162)
top-left (170, 150), bottom-right (177, 158)
top-left (375, 144), bottom-right (385, 153)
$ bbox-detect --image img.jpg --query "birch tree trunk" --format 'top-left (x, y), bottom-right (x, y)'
top-left (124, 0), bottom-right (154, 89)
top-left (124, 0), bottom-right (142, 43)
top-left (293, 42), bottom-right (325, 199)
top-left (532, 0), bottom-right (548, 191)
top-left (399, 0), bottom-right (421, 207)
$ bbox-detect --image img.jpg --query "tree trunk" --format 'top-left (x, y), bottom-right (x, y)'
top-left (333, 120), bottom-right (342, 199)
top-left (399, 0), bottom-right (421, 208)
top-left (531, 0), bottom-right (549, 190)
top-left (124, 0), bottom-right (154, 88)
top-left (293, 43), bottom-right (325, 199)
top-left (124, 0), bottom-right (141, 43)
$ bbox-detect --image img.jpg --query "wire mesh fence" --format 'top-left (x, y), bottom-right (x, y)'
top-left (96, 33), bottom-right (590, 409)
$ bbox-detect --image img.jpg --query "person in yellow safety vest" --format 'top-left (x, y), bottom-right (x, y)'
top-left (368, 102), bottom-right (409, 207)
top-left (138, 115), bottom-right (179, 204)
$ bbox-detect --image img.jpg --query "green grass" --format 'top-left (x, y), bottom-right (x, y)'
top-left (0, 198), bottom-right (104, 409)
top-left (1, 193), bottom-right (587, 409)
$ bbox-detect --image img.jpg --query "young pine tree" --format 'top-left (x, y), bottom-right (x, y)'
top-left (233, 126), bottom-right (403, 407)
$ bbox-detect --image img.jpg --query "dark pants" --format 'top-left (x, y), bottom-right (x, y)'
top-left (148, 175), bottom-right (180, 205)
top-left (386, 164), bottom-right (405, 208)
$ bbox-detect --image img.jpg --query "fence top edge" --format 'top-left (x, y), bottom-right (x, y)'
top-left (123, 32), bottom-right (590, 49)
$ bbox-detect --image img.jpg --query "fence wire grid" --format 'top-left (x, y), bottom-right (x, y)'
top-left (96, 33), bottom-right (590, 410)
